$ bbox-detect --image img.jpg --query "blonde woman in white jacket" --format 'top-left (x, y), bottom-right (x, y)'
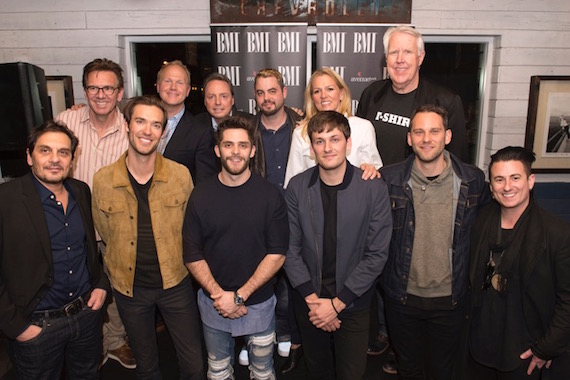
top-left (284, 67), bottom-right (383, 187)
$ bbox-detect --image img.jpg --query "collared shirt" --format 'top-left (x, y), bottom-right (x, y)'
top-left (158, 106), bottom-right (185, 154)
top-left (260, 119), bottom-right (290, 193)
top-left (56, 106), bottom-right (128, 190)
top-left (197, 289), bottom-right (276, 336)
top-left (32, 176), bottom-right (90, 310)
top-left (211, 110), bottom-right (233, 131)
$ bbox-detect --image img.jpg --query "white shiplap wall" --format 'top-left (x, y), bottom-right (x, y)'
top-left (1, 0), bottom-right (569, 180)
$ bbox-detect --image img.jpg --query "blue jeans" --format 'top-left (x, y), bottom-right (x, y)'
top-left (274, 271), bottom-right (301, 344)
top-left (114, 276), bottom-right (205, 380)
top-left (202, 318), bottom-right (275, 380)
top-left (9, 307), bottom-right (102, 380)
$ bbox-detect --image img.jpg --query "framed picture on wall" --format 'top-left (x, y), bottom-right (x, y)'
top-left (209, 0), bottom-right (411, 24)
top-left (525, 75), bottom-right (570, 173)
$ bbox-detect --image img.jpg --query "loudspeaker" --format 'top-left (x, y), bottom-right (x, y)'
top-left (0, 62), bottom-right (51, 178)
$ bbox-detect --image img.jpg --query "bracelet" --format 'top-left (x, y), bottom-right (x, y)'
top-left (331, 298), bottom-right (340, 315)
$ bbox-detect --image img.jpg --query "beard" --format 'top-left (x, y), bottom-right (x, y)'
top-left (258, 101), bottom-right (284, 117)
top-left (221, 155), bottom-right (250, 176)
top-left (32, 164), bottom-right (69, 185)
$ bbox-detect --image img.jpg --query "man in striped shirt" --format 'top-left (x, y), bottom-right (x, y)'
top-left (57, 59), bottom-right (128, 189)
top-left (56, 58), bottom-right (135, 370)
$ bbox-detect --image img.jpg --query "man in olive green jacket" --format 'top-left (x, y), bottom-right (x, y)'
top-left (92, 96), bottom-right (204, 380)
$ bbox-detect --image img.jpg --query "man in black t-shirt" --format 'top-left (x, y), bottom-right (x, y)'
top-left (183, 116), bottom-right (289, 380)
top-left (357, 25), bottom-right (468, 166)
top-left (284, 111), bottom-right (392, 380)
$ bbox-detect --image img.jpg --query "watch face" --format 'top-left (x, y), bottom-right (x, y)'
top-left (234, 293), bottom-right (244, 306)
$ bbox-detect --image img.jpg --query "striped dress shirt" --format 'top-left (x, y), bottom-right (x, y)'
top-left (57, 107), bottom-right (128, 189)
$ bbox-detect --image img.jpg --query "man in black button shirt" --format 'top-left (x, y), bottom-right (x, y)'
top-left (0, 120), bottom-right (109, 379)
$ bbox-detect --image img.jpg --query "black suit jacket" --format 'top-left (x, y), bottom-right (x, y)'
top-left (163, 109), bottom-right (217, 185)
top-left (0, 173), bottom-right (109, 339)
top-left (195, 108), bottom-right (255, 131)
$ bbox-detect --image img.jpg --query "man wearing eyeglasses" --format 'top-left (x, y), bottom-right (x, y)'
top-left (57, 58), bottom-right (129, 190)
top-left (56, 58), bottom-right (135, 370)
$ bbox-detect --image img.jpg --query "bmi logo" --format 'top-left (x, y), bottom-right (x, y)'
top-left (322, 32), bottom-right (346, 53)
top-left (216, 32), bottom-right (240, 53)
top-left (218, 66), bottom-right (241, 87)
top-left (248, 99), bottom-right (257, 115)
top-left (328, 66), bottom-right (346, 79)
top-left (247, 32), bottom-right (270, 53)
top-left (353, 32), bottom-right (377, 53)
top-left (278, 32), bottom-right (300, 53)
top-left (278, 66), bottom-right (301, 87)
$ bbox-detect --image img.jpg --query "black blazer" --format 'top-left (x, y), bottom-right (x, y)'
top-left (470, 200), bottom-right (570, 362)
top-left (0, 173), bottom-right (109, 339)
top-left (163, 109), bottom-right (217, 185)
top-left (195, 108), bottom-right (255, 131)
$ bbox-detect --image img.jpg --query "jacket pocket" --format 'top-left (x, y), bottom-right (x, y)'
top-left (458, 194), bottom-right (479, 233)
top-left (390, 196), bottom-right (407, 230)
top-left (161, 193), bottom-right (187, 230)
top-left (97, 200), bottom-right (127, 237)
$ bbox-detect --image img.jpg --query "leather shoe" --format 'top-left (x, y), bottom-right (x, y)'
top-left (280, 346), bottom-right (303, 374)
top-left (108, 342), bottom-right (136, 369)
top-left (382, 350), bottom-right (398, 375)
top-left (367, 334), bottom-right (389, 355)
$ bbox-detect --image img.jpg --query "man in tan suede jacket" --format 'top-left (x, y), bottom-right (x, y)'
top-left (92, 96), bottom-right (204, 379)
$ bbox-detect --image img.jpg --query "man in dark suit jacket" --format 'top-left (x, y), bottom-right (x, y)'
top-left (0, 120), bottom-right (109, 379)
top-left (195, 72), bottom-right (255, 132)
top-left (156, 60), bottom-right (217, 184)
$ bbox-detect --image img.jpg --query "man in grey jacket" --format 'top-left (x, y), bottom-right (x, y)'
top-left (284, 111), bottom-right (392, 380)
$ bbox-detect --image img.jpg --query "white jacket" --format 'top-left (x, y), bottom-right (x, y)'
top-left (284, 115), bottom-right (383, 188)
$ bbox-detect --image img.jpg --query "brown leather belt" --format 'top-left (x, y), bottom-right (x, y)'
top-left (31, 291), bottom-right (91, 322)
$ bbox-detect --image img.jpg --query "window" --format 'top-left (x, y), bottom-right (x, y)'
top-left (124, 34), bottom-right (493, 165)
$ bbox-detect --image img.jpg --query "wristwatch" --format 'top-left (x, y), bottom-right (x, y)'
top-left (234, 291), bottom-right (245, 306)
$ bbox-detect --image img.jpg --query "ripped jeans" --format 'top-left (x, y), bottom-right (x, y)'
top-left (202, 318), bottom-right (276, 380)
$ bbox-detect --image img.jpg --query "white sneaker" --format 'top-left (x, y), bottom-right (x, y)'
top-left (238, 347), bottom-right (249, 366)
top-left (277, 341), bottom-right (291, 357)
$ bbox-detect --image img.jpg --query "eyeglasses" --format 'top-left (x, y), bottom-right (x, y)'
top-left (86, 86), bottom-right (118, 96)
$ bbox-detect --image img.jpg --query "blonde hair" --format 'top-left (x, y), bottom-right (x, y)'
top-left (254, 68), bottom-right (285, 89)
top-left (156, 60), bottom-right (191, 84)
top-left (300, 67), bottom-right (352, 138)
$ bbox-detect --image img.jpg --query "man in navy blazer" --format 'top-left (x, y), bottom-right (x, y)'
top-left (155, 60), bottom-right (217, 184)
top-left (0, 120), bottom-right (109, 379)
